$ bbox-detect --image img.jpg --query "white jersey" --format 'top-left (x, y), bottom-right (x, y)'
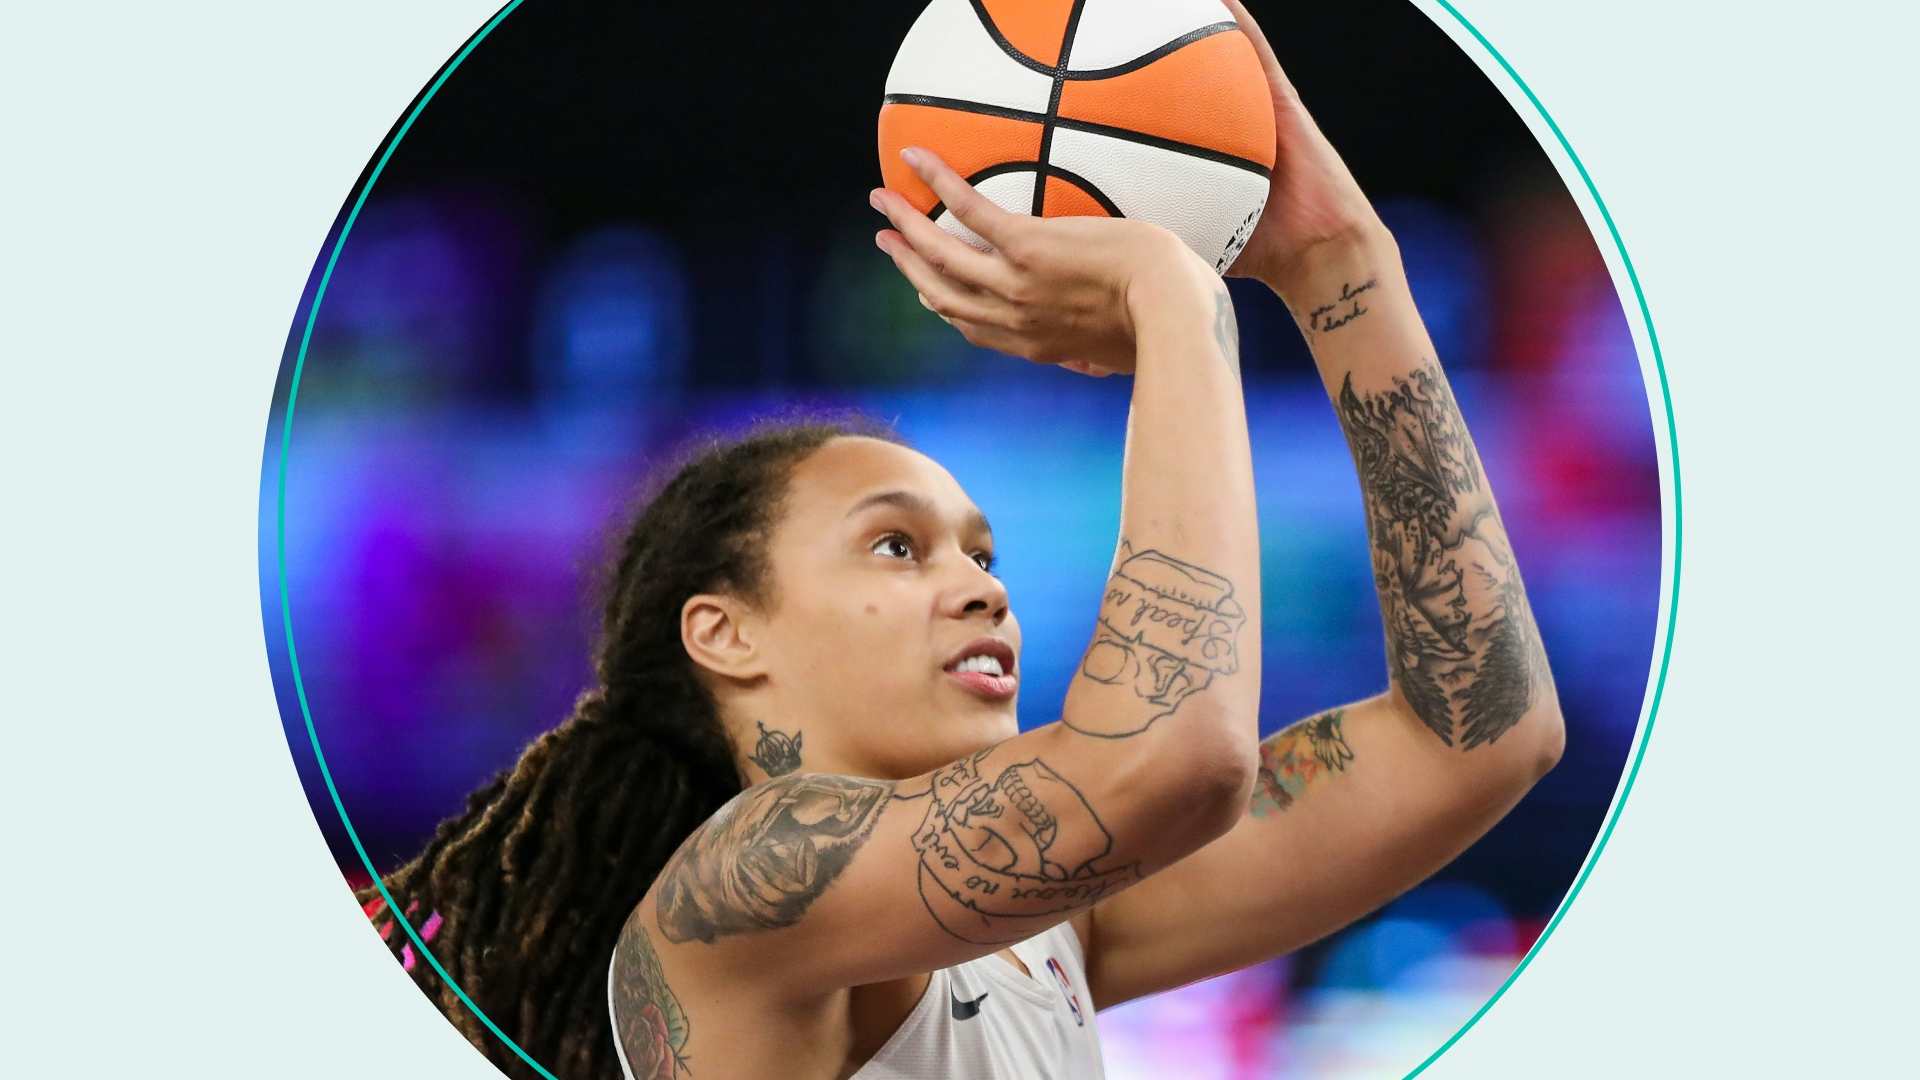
top-left (609, 922), bottom-right (1105, 1080)
top-left (851, 922), bottom-right (1105, 1080)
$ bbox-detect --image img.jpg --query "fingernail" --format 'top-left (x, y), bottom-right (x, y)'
top-left (870, 188), bottom-right (885, 211)
top-left (901, 147), bottom-right (924, 168)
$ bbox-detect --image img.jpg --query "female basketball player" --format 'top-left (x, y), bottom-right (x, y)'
top-left (360, 4), bottom-right (1564, 1077)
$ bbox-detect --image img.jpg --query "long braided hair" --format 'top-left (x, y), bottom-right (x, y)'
top-left (357, 416), bottom-right (899, 1079)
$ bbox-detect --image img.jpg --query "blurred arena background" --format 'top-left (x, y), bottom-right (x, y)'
top-left (260, 1), bottom-right (1661, 1076)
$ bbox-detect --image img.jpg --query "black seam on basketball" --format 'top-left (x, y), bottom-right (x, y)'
top-left (1062, 21), bottom-right (1239, 80)
top-left (964, 0), bottom-right (1062, 77)
top-left (928, 164), bottom-right (1121, 222)
top-left (1034, 0), bottom-right (1092, 217)
top-left (1043, 166), bottom-right (1125, 218)
top-left (1052, 116), bottom-right (1274, 178)
top-left (927, 161), bottom-right (1045, 222)
top-left (882, 94), bottom-right (1048, 126)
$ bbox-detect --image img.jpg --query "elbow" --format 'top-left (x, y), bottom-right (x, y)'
top-left (1161, 706), bottom-right (1260, 842)
top-left (1502, 694), bottom-right (1565, 796)
top-left (1524, 665), bottom-right (1567, 780)
top-left (1524, 699), bottom-right (1565, 783)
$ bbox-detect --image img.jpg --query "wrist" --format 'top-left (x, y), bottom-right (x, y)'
top-left (1259, 222), bottom-right (1400, 309)
top-left (1123, 232), bottom-right (1219, 337)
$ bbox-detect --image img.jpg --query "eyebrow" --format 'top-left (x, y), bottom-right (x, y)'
top-left (845, 489), bottom-right (992, 539)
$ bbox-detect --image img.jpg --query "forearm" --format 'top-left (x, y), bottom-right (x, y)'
top-left (1266, 230), bottom-right (1560, 757)
top-left (1085, 693), bottom-right (1540, 1006)
top-left (1060, 243), bottom-right (1262, 752)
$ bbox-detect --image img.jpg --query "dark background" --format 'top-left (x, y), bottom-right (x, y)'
top-left (356, 0), bottom-right (1550, 391)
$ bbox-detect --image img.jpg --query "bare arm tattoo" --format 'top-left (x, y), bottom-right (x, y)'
top-left (1249, 709), bottom-right (1353, 817)
top-left (655, 773), bottom-right (894, 944)
top-left (746, 721), bottom-right (803, 777)
top-left (1067, 544), bottom-right (1247, 737)
top-left (1337, 364), bottom-right (1546, 748)
top-left (651, 747), bottom-right (1141, 952)
top-left (1303, 278), bottom-right (1378, 339)
top-left (1213, 287), bottom-right (1240, 380)
top-left (611, 915), bottom-right (692, 1079)
top-left (907, 750), bottom-right (1140, 944)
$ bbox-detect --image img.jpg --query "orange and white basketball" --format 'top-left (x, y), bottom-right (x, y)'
top-left (878, 0), bottom-right (1277, 273)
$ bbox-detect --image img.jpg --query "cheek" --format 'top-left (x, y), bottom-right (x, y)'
top-left (783, 582), bottom-right (929, 687)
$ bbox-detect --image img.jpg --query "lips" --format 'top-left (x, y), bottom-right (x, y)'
top-left (944, 637), bottom-right (1018, 701)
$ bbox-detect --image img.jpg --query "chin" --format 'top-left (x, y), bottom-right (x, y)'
top-left (911, 700), bottom-right (1015, 770)
top-left (956, 699), bottom-right (1020, 746)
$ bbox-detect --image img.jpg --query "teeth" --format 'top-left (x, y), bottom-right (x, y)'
top-left (955, 654), bottom-right (1005, 677)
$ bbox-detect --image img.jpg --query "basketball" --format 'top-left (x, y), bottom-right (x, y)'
top-left (879, 0), bottom-right (1277, 273)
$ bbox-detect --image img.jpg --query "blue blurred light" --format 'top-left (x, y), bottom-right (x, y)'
top-left (530, 225), bottom-right (690, 421)
top-left (1377, 198), bottom-right (1490, 369)
top-left (1318, 882), bottom-right (1515, 992)
top-left (1384, 880), bottom-right (1510, 931)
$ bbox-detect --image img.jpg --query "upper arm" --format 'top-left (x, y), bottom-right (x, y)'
top-left (634, 716), bottom-right (1252, 1003)
top-left (1082, 691), bottom-right (1562, 1008)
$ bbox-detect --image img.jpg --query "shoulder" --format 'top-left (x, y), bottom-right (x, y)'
top-left (653, 772), bottom-right (900, 946)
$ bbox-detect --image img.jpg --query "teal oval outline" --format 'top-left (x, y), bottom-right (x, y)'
top-left (266, 3), bottom-right (1680, 1078)
top-left (272, 2), bottom-right (555, 1077)
top-left (1399, 2), bottom-right (1680, 1074)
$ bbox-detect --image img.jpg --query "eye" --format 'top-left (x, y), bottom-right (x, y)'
top-left (971, 550), bottom-right (996, 573)
top-left (872, 533), bottom-right (915, 561)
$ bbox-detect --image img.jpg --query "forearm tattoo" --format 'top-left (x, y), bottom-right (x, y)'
top-left (905, 750), bottom-right (1140, 945)
top-left (1337, 364), bottom-right (1546, 748)
top-left (1249, 709), bottom-right (1353, 817)
top-left (611, 915), bottom-right (692, 1079)
top-left (1068, 544), bottom-right (1247, 738)
top-left (746, 721), bottom-right (803, 777)
top-left (655, 773), bottom-right (894, 944)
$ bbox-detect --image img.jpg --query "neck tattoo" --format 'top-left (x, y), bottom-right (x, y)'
top-left (748, 721), bottom-right (804, 777)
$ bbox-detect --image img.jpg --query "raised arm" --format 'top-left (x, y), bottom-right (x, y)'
top-left (612, 148), bottom-right (1263, 1073)
top-left (1077, 0), bottom-right (1565, 1007)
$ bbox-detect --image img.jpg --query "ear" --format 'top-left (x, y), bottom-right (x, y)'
top-left (681, 593), bottom-right (767, 682)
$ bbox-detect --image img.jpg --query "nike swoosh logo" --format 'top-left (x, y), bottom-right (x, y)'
top-left (951, 990), bottom-right (989, 1021)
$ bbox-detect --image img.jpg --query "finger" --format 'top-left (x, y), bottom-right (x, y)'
top-left (1218, 0), bottom-right (1300, 104)
top-left (943, 315), bottom-right (1025, 358)
top-left (919, 293), bottom-right (962, 328)
top-left (900, 148), bottom-right (1023, 252)
top-left (1060, 360), bottom-right (1116, 378)
top-left (875, 231), bottom-right (997, 325)
top-left (870, 187), bottom-right (1014, 292)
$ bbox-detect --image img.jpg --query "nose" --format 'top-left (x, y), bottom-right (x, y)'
top-left (947, 557), bottom-right (1010, 625)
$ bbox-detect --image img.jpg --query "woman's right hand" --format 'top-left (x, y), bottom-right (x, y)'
top-left (871, 147), bottom-right (1217, 377)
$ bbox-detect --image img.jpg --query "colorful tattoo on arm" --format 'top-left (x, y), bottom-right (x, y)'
top-left (1249, 709), bottom-right (1354, 817)
top-left (611, 916), bottom-right (692, 1079)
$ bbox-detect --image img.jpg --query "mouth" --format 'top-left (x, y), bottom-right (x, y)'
top-left (943, 636), bottom-right (1018, 701)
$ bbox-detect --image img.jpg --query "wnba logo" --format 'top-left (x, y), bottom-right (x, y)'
top-left (1046, 957), bottom-right (1085, 1027)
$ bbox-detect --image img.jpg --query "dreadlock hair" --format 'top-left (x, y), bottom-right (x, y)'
top-left (357, 415), bottom-right (901, 1080)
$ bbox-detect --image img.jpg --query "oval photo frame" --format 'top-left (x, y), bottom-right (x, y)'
top-left (262, 1), bottom-right (1677, 1077)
